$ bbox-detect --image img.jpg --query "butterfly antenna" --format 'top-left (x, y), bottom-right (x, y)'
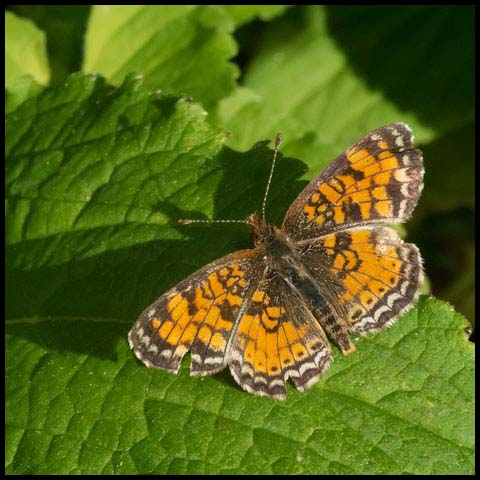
top-left (262, 133), bottom-right (282, 220)
top-left (177, 218), bottom-right (252, 226)
top-left (178, 133), bottom-right (282, 226)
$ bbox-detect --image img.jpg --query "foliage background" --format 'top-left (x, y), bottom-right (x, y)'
top-left (5, 5), bottom-right (474, 474)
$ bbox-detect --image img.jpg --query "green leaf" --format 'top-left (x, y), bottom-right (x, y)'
top-left (5, 75), bottom-right (44, 113)
top-left (5, 11), bottom-right (50, 87)
top-left (6, 74), bottom-right (474, 474)
top-left (205, 5), bottom-right (289, 29)
top-left (83, 6), bottom-right (239, 107)
top-left (217, 6), bottom-right (474, 175)
top-left (11, 5), bottom-right (91, 83)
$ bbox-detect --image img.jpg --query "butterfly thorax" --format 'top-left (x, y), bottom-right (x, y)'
top-left (247, 211), bottom-right (298, 260)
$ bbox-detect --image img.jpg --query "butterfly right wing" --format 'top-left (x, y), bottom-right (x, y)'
top-left (298, 226), bottom-right (423, 335)
top-left (128, 249), bottom-right (262, 376)
top-left (282, 123), bottom-right (424, 240)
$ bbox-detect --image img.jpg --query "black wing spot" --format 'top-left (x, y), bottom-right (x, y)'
top-left (351, 309), bottom-right (362, 320)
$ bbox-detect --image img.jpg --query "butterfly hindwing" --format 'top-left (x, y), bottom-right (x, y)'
top-left (228, 272), bottom-right (332, 399)
top-left (299, 227), bottom-right (423, 334)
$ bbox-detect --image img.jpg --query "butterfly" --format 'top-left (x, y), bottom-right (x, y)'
top-left (128, 122), bottom-right (424, 399)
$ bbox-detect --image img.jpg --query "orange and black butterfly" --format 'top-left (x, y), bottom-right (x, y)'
top-left (129, 123), bottom-right (424, 399)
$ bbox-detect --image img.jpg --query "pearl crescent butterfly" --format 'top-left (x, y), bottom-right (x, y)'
top-left (129, 122), bottom-right (424, 399)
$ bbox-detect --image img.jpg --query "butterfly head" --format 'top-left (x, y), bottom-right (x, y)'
top-left (247, 211), bottom-right (278, 247)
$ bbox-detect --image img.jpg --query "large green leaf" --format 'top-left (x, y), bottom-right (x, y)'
top-left (83, 6), bottom-right (288, 107)
top-left (6, 75), bottom-right (474, 474)
top-left (217, 6), bottom-right (474, 176)
top-left (5, 10), bottom-right (50, 88)
top-left (83, 6), bottom-right (238, 107)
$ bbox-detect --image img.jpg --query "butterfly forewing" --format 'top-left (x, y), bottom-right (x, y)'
top-left (281, 122), bottom-right (424, 240)
top-left (129, 250), bottom-right (260, 375)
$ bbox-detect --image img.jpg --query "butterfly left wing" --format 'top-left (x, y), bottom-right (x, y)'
top-left (129, 249), bottom-right (262, 376)
top-left (282, 122), bottom-right (424, 240)
top-left (228, 272), bottom-right (332, 399)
